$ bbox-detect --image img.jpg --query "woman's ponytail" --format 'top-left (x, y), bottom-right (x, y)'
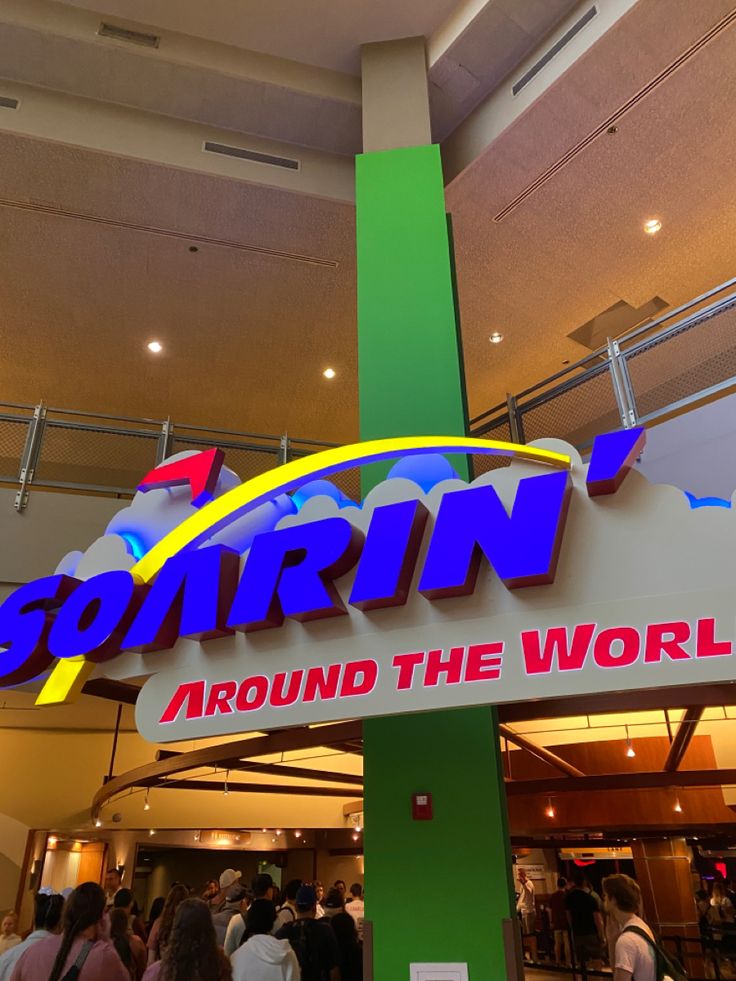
top-left (48, 883), bottom-right (105, 981)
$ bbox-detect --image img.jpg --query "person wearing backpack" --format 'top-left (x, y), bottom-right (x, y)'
top-left (276, 885), bottom-right (341, 981)
top-left (10, 882), bottom-right (130, 981)
top-left (602, 874), bottom-right (687, 981)
top-left (272, 881), bottom-right (302, 934)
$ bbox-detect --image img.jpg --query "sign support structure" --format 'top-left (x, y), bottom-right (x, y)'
top-left (356, 46), bottom-right (517, 976)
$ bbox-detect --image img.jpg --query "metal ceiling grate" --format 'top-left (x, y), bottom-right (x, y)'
top-left (512, 5), bottom-right (597, 96)
top-left (0, 96), bottom-right (19, 110)
top-left (203, 141), bottom-right (300, 172)
top-left (98, 22), bottom-right (160, 47)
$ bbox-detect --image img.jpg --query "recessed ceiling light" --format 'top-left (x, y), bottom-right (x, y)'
top-left (489, 332), bottom-right (504, 344)
top-left (147, 340), bottom-right (163, 354)
top-left (323, 367), bottom-right (336, 379)
top-left (643, 218), bottom-right (662, 235)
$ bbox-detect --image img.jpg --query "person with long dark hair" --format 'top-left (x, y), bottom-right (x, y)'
top-left (110, 909), bottom-right (136, 981)
top-left (141, 899), bottom-right (231, 981)
top-left (146, 899), bottom-right (165, 939)
top-left (0, 891), bottom-right (63, 981)
top-left (146, 885), bottom-right (189, 966)
top-left (111, 907), bottom-right (148, 981)
top-left (10, 882), bottom-right (129, 981)
top-left (331, 912), bottom-right (362, 981)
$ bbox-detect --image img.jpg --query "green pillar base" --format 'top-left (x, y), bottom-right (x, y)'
top-left (364, 707), bottom-right (515, 976)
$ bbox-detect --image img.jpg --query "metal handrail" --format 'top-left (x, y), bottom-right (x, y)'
top-left (2, 278), bottom-right (735, 512)
top-left (468, 277), bottom-right (736, 444)
top-left (0, 401), bottom-right (345, 512)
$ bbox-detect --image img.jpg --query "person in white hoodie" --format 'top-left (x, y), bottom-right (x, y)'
top-left (231, 899), bottom-right (300, 981)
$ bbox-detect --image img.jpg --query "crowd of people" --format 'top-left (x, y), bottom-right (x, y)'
top-left (517, 870), bottom-right (667, 980)
top-left (0, 867), bottom-right (365, 981)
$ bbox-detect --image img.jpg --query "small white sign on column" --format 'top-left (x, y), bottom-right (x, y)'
top-left (410, 964), bottom-right (469, 981)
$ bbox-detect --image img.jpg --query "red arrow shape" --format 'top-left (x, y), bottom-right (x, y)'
top-left (138, 447), bottom-right (225, 507)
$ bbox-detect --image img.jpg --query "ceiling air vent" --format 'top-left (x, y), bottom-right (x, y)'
top-left (98, 22), bottom-right (160, 47)
top-left (512, 5), bottom-right (597, 96)
top-left (0, 96), bottom-right (19, 110)
top-left (203, 141), bottom-right (300, 172)
top-left (568, 296), bottom-right (668, 351)
top-left (497, 8), bottom-right (736, 222)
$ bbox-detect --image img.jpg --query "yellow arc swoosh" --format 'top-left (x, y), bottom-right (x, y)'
top-left (36, 435), bottom-right (571, 705)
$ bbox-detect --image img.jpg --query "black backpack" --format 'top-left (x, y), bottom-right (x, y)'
top-left (622, 924), bottom-right (687, 981)
top-left (288, 919), bottom-right (323, 981)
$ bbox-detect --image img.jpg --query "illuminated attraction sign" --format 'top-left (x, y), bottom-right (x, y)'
top-left (1, 428), bottom-right (734, 744)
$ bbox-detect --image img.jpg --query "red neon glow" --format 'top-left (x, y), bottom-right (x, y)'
top-left (138, 447), bottom-right (225, 508)
top-left (574, 859), bottom-right (596, 867)
top-left (716, 861), bottom-right (728, 881)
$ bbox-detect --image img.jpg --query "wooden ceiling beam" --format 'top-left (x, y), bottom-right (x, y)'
top-left (506, 767), bottom-right (736, 796)
top-left (663, 706), bottom-right (704, 772)
top-left (498, 684), bottom-right (736, 724)
top-left (499, 723), bottom-right (585, 778)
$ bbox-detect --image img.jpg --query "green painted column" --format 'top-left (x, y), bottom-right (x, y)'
top-left (357, 137), bottom-right (517, 979)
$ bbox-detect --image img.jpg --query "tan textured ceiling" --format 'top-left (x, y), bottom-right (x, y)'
top-left (56, 0), bottom-right (461, 74)
top-left (0, 135), bottom-right (358, 442)
top-left (0, 2), bottom-right (735, 444)
top-left (448, 0), bottom-right (736, 419)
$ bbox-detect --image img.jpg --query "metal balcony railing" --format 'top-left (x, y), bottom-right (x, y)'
top-left (0, 406), bottom-right (344, 512)
top-left (469, 278), bottom-right (736, 475)
top-left (2, 278), bottom-right (735, 512)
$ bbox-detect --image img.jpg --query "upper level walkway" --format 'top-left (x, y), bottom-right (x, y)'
top-left (1, 277), bottom-right (735, 513)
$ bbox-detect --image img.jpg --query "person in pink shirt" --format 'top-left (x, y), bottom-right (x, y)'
top-left (11, 881), bottom-right (129, 981)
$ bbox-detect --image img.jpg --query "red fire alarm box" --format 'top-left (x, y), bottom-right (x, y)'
top-left (412, 792), bottom-right (433, 820)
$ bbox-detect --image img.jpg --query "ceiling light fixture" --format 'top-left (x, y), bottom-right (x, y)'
top-left (352, 832), bottom-right (360, 842)
top-left (545, 797), bottom-right (556, 819)
top-left (147, 340), bottom-right (163, 354)
top-left (625, 725), bottom-right (636, 758)
top-left (643, 218), bottom-right (662, 235)
top-left (323, 368), bottom-right (336, 379)
top-left (48, 836), bottom-right (58, 847)
top-left (143, 791), bottom-right (150, 812)
top-left (674, 796), bottom-right (683, 814)
top-left (294, 830), bottom-right (302, 839)
top-left (489, 332), bottom-right (504, 344)
top-left (223, 771), bottom-right (229, 797)
top-left (94, 818), bottom-right (103, 828)
top-left (149, 829), bottom-right (155, 837)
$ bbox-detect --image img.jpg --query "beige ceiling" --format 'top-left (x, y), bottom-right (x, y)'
top-left (447, 0), bottom-right (736, 420)
top-left (56, 0), bottom-right (461, 74)
top-left (0, 133), bottom-right (359, 442)
top-left (0, 0), bottom-right (734, 446)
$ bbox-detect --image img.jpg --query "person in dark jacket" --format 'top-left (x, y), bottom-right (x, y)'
top-left (213, 884), bottom-right (249, 946)
top-left (331, 912), bottom-right (362, 981)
